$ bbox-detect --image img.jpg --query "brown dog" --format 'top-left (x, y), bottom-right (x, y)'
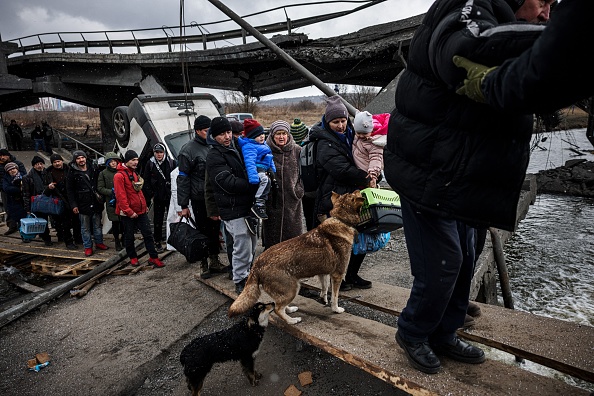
top-left (228, 190), bottom-right (365, 324)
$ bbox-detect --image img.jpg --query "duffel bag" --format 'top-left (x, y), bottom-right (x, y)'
top-left (167, 216), bottom-right (209, 263)
top-left (31, 194), bottom-right (64, 216)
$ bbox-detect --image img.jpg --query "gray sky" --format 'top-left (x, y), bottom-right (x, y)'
top-left (0, 0), bottom-right (432, 99)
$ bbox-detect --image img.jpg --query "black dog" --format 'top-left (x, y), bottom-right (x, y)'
top-left (180, 302), bottom-right (275, 396)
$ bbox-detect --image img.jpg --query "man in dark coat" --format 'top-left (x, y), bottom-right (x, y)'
top-left (383, 0), bottom-right (554, 374)
top-left (6, 120), bottom-right (23, 151)
top-left (21, 155), bottom-right (52, 245)
top-left (142, 143), bottom-right (176, 252)
top-left (177, 115), bottom-right (227, 278)
top-left (45, 154), bottom-right (80, 249)
top-left (66, 150), bottom-right (108, 257)
top-left (205, 117), bottom-right (257, 294)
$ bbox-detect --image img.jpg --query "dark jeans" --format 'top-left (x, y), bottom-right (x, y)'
top-left (397, 197), bottom-right (475, 345)
top-left (152, 199), bottom-right (168, 243)
top-left (121, 214), bottom-right (157, 259)
top-left (8, 135), bottom-right (22, 151)
top-left (191, 198), bottom-right (221, 257)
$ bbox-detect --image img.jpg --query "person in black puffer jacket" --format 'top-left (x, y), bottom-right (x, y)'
top-left (384, 0), bottom-right (555, 375)
top-left (142, 143), bottom-right (176, 253)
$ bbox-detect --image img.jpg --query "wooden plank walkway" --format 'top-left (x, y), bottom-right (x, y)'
top-left (198, 275), bottom-right (592, 396)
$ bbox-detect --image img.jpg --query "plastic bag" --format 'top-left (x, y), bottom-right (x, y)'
top-left (352, 232), bottom-right (391, 255)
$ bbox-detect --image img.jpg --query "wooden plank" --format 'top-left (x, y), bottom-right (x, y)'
top-left (300, 279), bottom-right (594, 384)
top-left (3, 277), bottom-right (44, 293)
top-left (198, 275), bottom-right (589, 396)
top-left (53, 259), bottom-right (95, 277)
top-left (0, 240), bottom-right (143, 328)
top-left (0, 242), bottom-right (112, 261)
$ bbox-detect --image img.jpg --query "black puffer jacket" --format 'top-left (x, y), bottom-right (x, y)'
top-left (66, 162), bottom-right (102, 215)
top-left (384, 0), bottom-right (546, 231)
top-left (177, 135), bottom-right (208, 208)
top-left (205, 136), bottom-right (257, 221)
top-left (309, 117), bottom-right (369, 220)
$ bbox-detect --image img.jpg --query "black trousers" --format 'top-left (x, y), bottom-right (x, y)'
top-left (52, 212), bottom-right (74, 245)
top-left (8, 135), bottom-right (22, 151)
top-left (152, 199), bottom-right (168, 243)
top-left (121, 214), bottom-right (157, 259)
top-left (190, 198), bottom-right (221, 257)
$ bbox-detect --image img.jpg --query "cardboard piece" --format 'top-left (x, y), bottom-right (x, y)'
top-left (298, 371), bottom-right (313, 386)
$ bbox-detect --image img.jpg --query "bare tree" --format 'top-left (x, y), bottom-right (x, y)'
top-left (342, 85), bottom-right (380, 110)
top-left (223, 90), bottom-right (259, 115)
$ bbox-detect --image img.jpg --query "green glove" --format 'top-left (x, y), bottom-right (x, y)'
top-left (452, 55), bottom-right (498, 103)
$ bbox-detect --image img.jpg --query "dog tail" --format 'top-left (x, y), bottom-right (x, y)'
top-left (228, 273), bottom-right (260, 317)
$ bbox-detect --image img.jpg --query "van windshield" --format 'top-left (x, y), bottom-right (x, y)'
top-left (164, 130), bottom-right (194, 159)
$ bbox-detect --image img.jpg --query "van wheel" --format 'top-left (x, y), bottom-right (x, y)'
top-left (113, 106), bottom-right (130, 146)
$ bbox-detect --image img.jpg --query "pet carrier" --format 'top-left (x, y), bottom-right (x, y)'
top-left (19, 213), bottom-right (48, 241)
top-left (357, 188), bottom-right (403, 233)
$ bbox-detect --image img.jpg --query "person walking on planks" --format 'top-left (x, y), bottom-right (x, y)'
top-left (383, 0), bottom-right (554, 374)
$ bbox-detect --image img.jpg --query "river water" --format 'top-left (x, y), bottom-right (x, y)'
top-left (500, 128), bottom-right (594, 391)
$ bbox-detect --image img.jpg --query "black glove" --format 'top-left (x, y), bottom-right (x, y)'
top-left (452, 55), bottom-right (498, 103)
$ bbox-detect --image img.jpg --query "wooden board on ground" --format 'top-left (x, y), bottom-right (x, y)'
top-left (300, 278), bottom-right (594, 383)
top-left (198, 275), bottom-right (590, 395)
top-left (30, 258), bottom-right (96, 277)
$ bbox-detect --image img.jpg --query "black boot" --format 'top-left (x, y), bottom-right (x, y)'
top-left (345, 252), bottom-right (372, 289)
top-left (115, 235), bottom-right (123, 251)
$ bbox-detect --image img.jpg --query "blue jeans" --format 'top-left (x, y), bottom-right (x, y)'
top-left (397, 197), bottom-right (475, 345)
top-left (79, 212), bottom-right (103, 248)
top-left (34, 139), bottom-right (46, 152)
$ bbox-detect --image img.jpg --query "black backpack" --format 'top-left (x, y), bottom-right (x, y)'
top-left (299, 138), bottom-right (319, 195)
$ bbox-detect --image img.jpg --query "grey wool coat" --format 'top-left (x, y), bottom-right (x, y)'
top-left (262, 130), bottom-right (305, 249)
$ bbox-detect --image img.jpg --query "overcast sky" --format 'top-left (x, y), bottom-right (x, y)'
top-left (0, 0), bottom-right (433, 100)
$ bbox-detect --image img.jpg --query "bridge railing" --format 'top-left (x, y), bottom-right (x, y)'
top-left (7, 0), bottom-right (386, 56)
top-left (56, 129), bottom-right (104, 160)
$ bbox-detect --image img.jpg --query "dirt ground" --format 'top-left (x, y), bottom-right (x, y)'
top-left (0, 232), bottom-right (413, 396)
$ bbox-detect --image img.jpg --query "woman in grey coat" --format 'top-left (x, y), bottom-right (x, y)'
top-left (262, 120), bottom-right (305, 249)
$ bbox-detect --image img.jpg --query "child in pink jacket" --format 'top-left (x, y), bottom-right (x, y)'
top-left (352, 111), bottom-right (385, 188)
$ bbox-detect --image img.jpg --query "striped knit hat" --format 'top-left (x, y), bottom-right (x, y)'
top-left (290, 118), bottom-right (308, 144)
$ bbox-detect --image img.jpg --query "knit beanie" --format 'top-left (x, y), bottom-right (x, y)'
top-left (324, 96), bottom-right (348, 122)
top-left (124, 150), bottom-right (139, 163)
top-left (209, 116), bottom-right (232, 138)
top-left (0, 148), bottom-right (10, 156)
top-left (290, 118), bottom-right (308, 144)
top-left (4, 162), bottom-right (17, 172)
top-left (50, 154), bottom-right (64, 163)
top-left (72, 150), bottom-right (86, 160)
top-left (353, 111), bottom-right (374, 134)
top-left (194, 115), bottom-right (211, 131)
top-left (269, 120), bottom-right (290, 137)
top-left (243, 119), bottom-right (265, 139)
top-left (230, 120), bottom-right (244, 135)
top-left (31, 155), bottom-right (45, 166)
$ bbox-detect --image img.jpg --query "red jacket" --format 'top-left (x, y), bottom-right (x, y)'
top-left (114, 163), bottom-right (147, 217)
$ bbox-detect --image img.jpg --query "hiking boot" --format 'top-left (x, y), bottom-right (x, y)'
top-left (244, 216), bottom-right (259, 235)
top-left (467, 301), bottom-right (482, 318)
top-left (154, 241), bottom-right (164, 253)
top-left (149, 257), bottom-right (165, 268)
top-left (461, 314), bottom-right (476, 329)
top-left (396, 331), bottom-right (441, 374)
top-left (200, 259), bottom-right (212, 279)
top-left (235, 277), bottom-right (247, 294)
top-left (95, 243), bottom-right (109, 250)
top-left (348, 274), bottom-right (372, 289)
top-left (115, 239), bottom-right (123, 251)
top-left (66, 243), bottom-right (78, 250)
top-left (84, 248), bottom-right (93, 257)
top-left (431, 337), bottom-right (486, 364)
top-left (4, 228), bottom-right (17, 236)
top-left (340, 281), bottom-right (353, 291)
top-left (208, 254), bottom-right (229, 273)
top-left (251, 204), bottom-right (268, 220)
top-left (130, 257), bottom-right (139, 266)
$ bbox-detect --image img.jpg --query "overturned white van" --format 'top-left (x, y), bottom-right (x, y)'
top-left (112, 93), bottom-right (223, 161)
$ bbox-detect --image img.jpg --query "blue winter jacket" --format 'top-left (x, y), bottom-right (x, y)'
top-left (237, 137), bottom-right (277, 185)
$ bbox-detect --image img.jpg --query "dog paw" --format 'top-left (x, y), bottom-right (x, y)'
top-left (287, 316), bottom-right (302, 324)
top-left (332, 306), bottom-right (345, 314)
top-left (286, 306), bottom-right (299, 314)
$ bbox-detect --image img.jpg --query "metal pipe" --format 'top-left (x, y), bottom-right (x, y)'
top-left (206, 0), bottom-right (358, 116)
top-left (488, 227), bottom-right (514, 309)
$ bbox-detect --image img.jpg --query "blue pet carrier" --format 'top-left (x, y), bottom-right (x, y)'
top-left (19, 213), bottom-right (48, 241)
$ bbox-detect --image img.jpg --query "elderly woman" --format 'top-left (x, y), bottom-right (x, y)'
top-left (262, 120), bottom-right (305, 249)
